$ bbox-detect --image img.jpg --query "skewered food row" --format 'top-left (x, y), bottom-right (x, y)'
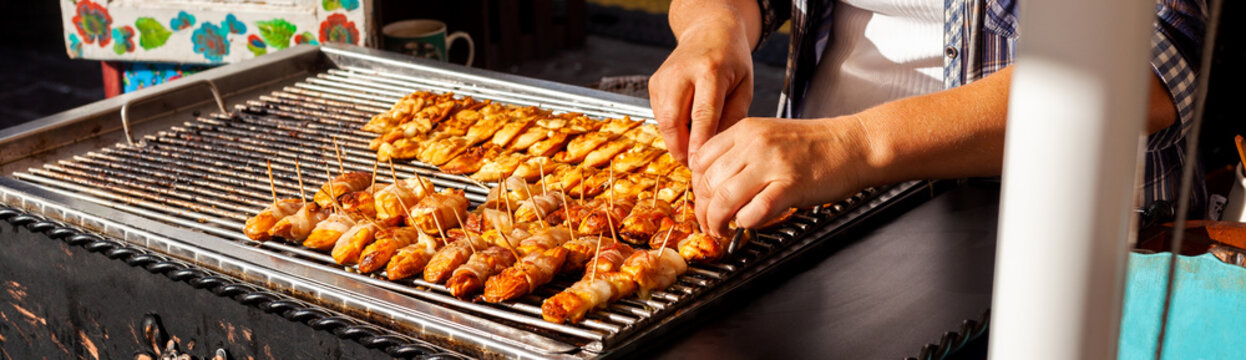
top-left (240, 89), bottom-right (794, 326)
top-left (363, 91), bottom-right (681, 188)
top-left (245, 166), bottom-right (742, 324)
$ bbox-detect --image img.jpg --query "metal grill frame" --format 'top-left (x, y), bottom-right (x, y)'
top-left (0, 44), bottom-right (926, 359)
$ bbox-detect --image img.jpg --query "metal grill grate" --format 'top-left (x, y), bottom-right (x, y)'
top-left (4, 51), bottom-right (905, 358)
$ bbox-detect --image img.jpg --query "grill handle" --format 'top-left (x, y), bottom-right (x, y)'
top-left (120, 79), bottom-right (228, 145)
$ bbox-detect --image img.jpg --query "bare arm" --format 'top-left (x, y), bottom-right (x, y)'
top-left (691, 64), bottom-right (1181, 236)
top-left (650, 0), bottom-right (764, 164)
top-left (856, 65), bottom-right (1177, 187)
top-left (668, 0), bottom-right (764, 50)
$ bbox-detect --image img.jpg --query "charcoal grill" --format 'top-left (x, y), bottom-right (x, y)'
top-left (0, 44), bottom-right (924, 359)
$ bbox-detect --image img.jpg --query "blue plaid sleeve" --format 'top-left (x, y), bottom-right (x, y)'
top-left (1146, 0), bottom-right (1206, 150)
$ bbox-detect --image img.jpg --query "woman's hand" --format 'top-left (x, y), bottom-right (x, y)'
top-left (689, 116), bottom-right (877, 237)
top-left (649, 18), bottom-right (755, 165)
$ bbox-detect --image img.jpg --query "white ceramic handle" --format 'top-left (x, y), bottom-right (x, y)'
top-left (446, 31), bottom-right (475, 67)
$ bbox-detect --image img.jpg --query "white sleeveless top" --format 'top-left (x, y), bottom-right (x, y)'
top-left (800, 0), bottom-right (945, 118)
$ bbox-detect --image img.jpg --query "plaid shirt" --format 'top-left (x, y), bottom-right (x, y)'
top-left (757, 0), bottom-right (1208, 211)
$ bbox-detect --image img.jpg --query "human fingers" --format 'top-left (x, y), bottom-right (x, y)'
top-left (649, 74), bottom-right (694, 163)
top-left (702, 164), bottom-right (767, 237)
top-left (718, 75), bottom-right (753, 132)
top-left (686, 75), bottom-right (730, 161)
top-left (688, 118), bottom-right (741, 174)
top-left (695, 152), bottom-right (748, 235)
top-left (734, 181), bottom-right (793, 230)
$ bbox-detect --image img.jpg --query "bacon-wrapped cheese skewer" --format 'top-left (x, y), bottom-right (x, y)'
top-left (621, 248), bottom-right (688, 299)
top-left (331, 220), bottom-right (388, 265)
top-left (385, 230), bottom-right (446, 280)
top-left (515, 227), bottom-right (573, 256)
top-left (482, 246), bottom-right (569, 303)
top-left (543, 234), bottom-right (638, 324)
top-left (338, 184), bottom-right (382, 219)
top-left (406, 188), bottom-right (469, 235)
top-left (560, 235), bottom-right (619, 274)
top-left (648, 217), bottom-right (696, 250)
top-left (357, 227), bottom-right (422, 273)
top-left (313, 171), bottom-right (371, 208)
top-left (267, 203), bottom-right (330, 242)
top-left (514, 190), bottom-right (566, 223)
top-left (423, 228), bottom-right (489, 283)
top-left (677, 232), bottom-right (735, 263)
top-left (541, 272), bottom-right (637, 324)
top-left (244, 199), bottom-right (302, 241)
top-left (445, 246), bottom-right (518, 299)
top-left (374, 177), bottom-right (434, 221)
top-left (577, 198), bottom-right (634, 236)
top-left (585, 243), bottom-right (637, 275)
top-left (304, 212), bottom-right (357, 250)
top-left (619, 198), bottom-right (673, 246)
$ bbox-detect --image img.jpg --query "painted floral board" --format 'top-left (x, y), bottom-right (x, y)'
top-left (62, 0), bottom-right (372, 64)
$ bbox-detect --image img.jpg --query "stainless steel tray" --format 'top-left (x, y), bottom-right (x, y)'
top-left (0, 44), bottom-right (923, 359)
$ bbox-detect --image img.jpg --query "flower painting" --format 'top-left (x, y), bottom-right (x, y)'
top-left (169, 11), bottom-right (196, 31)
top-left (136, 17), bottom-right (172, 50)
top-left (112, 26), bottom-right (136, 55)
top-left (318, 13), bottom-right (359, 45)
top-left (60, 1), bottom-right (369, 62)
top-left (247, 34), bottom-right (267, 56)
top-left (72, 0), bottom-right (112, 47)
top-left (192, 23), bottom-right (230, 62)
top-left (257, 19), bottom-right (297, 50)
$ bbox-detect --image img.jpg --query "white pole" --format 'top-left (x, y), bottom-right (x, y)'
top-left (989, 0), bottom-right (1156, 357)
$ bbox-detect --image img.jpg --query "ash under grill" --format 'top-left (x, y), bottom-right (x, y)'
top-left (0, 45), bottom-right (920, 359)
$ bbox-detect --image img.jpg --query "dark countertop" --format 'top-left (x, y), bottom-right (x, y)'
top-left (645, 181), bottom-right (1000, 360)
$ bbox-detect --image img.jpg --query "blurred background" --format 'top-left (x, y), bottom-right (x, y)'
top-left (0, 0), bottom-right (1241, 199)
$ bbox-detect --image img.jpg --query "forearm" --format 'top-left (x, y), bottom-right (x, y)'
top-left (851, 65), bottom-right (1178, 187)
top-left (669, 0), bottom-right (763, 48)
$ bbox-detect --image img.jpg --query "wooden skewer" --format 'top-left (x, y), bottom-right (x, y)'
top-left (592, 162), bottom-right (619, 280)
top-left (491, 220), bottom-right (522, 262)
top-left (562, 190), bottom-right (577, 241)
top-left (293, 159), bottom-right (308, 206)
top-left (370, 159), bottom-right (380, 190)
top-left (266, 160), bottom-right (278, 207)
top-left (678, 182), bottom-right (690, 222)
top-left (450, 210), bottom-right (477, 254)
top-left (332, 136), bottom-right (346, 175)
top-left (502, 178), bottom-right (515, 226)
top-left (323, 159), bottom-right (344, 213)
top-left (430, 209), bottom-right (448, 246)
top-left (656, 219), bottom-right (677, 259)
top-left (388, 160), bottom-right (413, 220)
top-left (538, 159), bottom-right (548, 197)
top-left (651, 175), bottom-right (661, 208)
